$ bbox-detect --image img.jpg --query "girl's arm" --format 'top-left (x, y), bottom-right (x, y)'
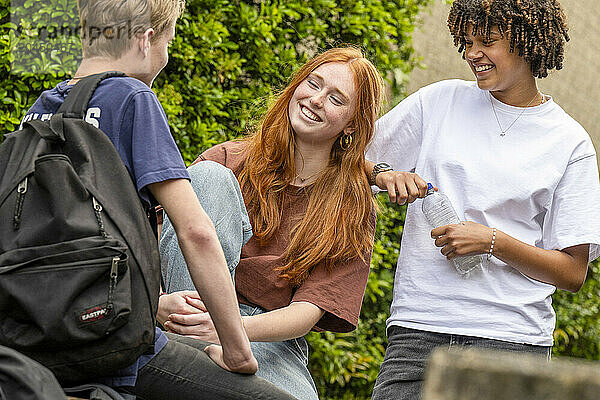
top-left (162, 295), bottom-right (324, 343)
top-left (431, 221), bottom-right (589, 292)
top-left (364, 161), bottom-right (430, 204)
top-left (243, 302), bottom-right (324, 342)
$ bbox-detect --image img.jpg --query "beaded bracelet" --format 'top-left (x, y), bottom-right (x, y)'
top-left (487, 228), bottom-right (497, 260)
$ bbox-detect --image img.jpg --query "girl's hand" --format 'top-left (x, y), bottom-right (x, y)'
top-left (431, 221), bottom-right (493, 259)
top-left (157, 290), bottom-right (206, 326)
top-left (165, 310), bottom-right (220, 344)
top-left (375, 170), bottom-right (432, 205)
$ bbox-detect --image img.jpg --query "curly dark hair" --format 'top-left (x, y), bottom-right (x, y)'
top-left (447, 0), bottom-right (569, 78)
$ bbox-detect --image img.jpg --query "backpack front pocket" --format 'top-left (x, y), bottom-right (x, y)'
top-left (0, 237), bottom-right (132, 351)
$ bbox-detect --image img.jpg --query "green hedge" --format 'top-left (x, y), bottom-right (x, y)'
top-left (2, 1), bottom-right (599, 399)
top-left (308, 196), bottom-right (406, 399)
top-left (553, 260), bottom-right (600, 360)
top-left (153, 0), bottom-right (432, 163)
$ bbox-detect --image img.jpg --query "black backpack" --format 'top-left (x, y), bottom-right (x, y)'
top-left (0, 72), bottom-right (161, 384)
top-left (0, 345), bottom-right (129, 400)
top-left (0, 345), bottom-right (66, 400)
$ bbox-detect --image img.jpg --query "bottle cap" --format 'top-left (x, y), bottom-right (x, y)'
top-left (426, 183), bottom-right (435, 195)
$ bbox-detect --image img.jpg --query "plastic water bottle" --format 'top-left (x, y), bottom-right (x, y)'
top-left (421, 183), bottom-right (483, 275)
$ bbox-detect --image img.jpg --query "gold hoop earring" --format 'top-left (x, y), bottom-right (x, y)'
top-left (340, 134), bottom-right (353, 151)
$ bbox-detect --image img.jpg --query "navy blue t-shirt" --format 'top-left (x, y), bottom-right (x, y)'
top-left (22, 77), bottom-right (190, 207)
top-left (22, 77), bottom-right (188, 387)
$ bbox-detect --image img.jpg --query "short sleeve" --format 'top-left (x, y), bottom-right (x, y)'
top-left (365, 88), bottom-right (424, 173)
top-left (292, 257), bottom-right (370, 333)
top-left (192, 141), bottom-right (247, 171)
top-left (542, 148), bottom-right (600, 262)
top-left (291, 212), bottom-right (376, 333)
top-left (195, 143), bottom-right (228, 165)
top-left (126, 91), bottom-right (190, 196)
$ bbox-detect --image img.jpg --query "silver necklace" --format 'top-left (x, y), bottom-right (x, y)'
top-left (489, 92), bottom-right (542, 137)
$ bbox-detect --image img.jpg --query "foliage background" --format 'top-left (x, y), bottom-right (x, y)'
top-left (1, 0), bottom-right (598, 399)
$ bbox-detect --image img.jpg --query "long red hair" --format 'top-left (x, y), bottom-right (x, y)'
top-left (239, 47), bottom-right (384, 286)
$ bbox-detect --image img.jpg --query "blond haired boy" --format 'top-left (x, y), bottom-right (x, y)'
top-left (22, 0), bottom-right (294, 398)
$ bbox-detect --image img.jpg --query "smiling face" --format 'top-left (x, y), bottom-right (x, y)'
top-left (464, 24), bottom-right (534, 96)
top-left (288, 62), bottom-right (357, 147)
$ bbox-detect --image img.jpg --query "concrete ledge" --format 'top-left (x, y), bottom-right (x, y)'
top-left (423, 348), bottom-right (600, 400)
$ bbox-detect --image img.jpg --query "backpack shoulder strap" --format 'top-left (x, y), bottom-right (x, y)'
top-left (57, 71), bottom-right (127, 118)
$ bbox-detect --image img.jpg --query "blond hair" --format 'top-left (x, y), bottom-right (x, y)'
top-left (77, 0), bottom-right (185, 59)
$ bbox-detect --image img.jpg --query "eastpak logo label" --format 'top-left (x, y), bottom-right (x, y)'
top-left (79, 305), bottom-right (108, 323)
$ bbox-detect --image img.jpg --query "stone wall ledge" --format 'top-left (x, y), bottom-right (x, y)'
top-left (423, 347), bottom-right (600, 400)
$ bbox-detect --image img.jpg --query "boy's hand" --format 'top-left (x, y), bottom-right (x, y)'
top-left (204, 344), bottom-right (258, 374)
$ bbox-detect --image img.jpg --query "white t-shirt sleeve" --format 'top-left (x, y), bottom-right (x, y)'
top-left (542, 141), bottom-right (600, 262)
top-left (366, 88), bottom-right (424, 172)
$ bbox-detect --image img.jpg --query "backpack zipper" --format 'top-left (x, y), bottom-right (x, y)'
top-left (13, 177), bottom-right (28, 230)
top-left (92, 197), bottom-right (109, 238)
top-left (106, 256), bottom-right (120, 316)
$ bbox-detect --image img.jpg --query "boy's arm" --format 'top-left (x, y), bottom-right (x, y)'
top-left (148, 178), bottom-right (258, 374)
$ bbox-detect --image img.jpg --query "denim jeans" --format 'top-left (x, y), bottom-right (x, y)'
top-left (160, 161), bottom-right (253, 291)
top-left (371, 325), bottom-right (551, 400)
top-left (160, 161), bottom-right (315, 399)
top-left (240, 304), bottom-right (319, 400)
top-left (127, 332), bottom-right (296, 400)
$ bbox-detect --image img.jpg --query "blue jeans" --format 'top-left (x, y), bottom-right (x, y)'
top-left (240, 304), bottom-right (319, 400)
top-left (372, 325), bottom-right (551, 400)
top-left (160, 161), bottom-right (253, 290)
top-left (160, 161), bottom-right (317, 400)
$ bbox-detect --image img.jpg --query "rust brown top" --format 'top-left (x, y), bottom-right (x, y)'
top-left (194, 141), bottom-right (374, 332)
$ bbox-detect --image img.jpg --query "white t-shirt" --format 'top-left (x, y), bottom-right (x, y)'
top-left (366, 79), bottom-right (600, 346)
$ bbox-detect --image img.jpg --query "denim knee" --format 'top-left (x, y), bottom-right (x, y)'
top-left (160, 161), bottom-right (252, 293)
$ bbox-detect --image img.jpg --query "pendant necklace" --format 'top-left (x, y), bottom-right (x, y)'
top-left (295, 169), bottom-right (323, 184)
top-left (489, 91), bottom-right (544, 137)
